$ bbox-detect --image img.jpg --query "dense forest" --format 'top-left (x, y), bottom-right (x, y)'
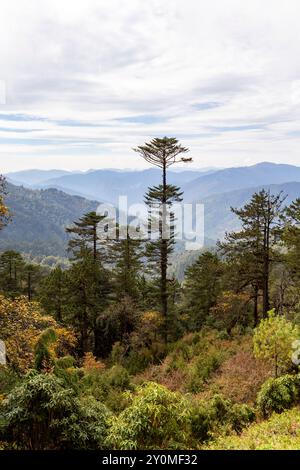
top-left (1, 138), bottom-right (300, 450)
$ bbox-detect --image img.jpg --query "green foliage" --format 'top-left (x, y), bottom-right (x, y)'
top-left (190, 394), bottom-right (255, 443)
top-left (283, 198), bottom-right (300, 281)
top-left (66, 253), bottom-right (111, 355)
top-left (109, 227), bottom-right (143, 301)
top-left (218, 189), bottom-right (286, 319)
top-left (106, 382), bottom-right (190, 449)
top-left (99, 296), bottom-right (140, 358)
top-left (134, 137), bottom-right (190, 340)
top-left (206, 407), bottom-right (300, 450)
top-left (253, 310), bottom-right (300, 377)
top-left (0, 367), bottom-right (20, 396)
top-left (38, 266), bottom-right (69, 322)
top-left (210, 291), bottom-right (253, 334)
top-left (81, 362), bottom-right (132, 412)
top-left (164, 330), bottom-right (231, 393)
top-left (1, 183), bottom-right (98, 257)
top-left (257, 374), bottom-right (299, 417)
top-left (182, 251), bottom-right (223, 329)
top-left (34, 327), bottom-right (57, 371)
top-left (0, 371), bottom-right (110, 449)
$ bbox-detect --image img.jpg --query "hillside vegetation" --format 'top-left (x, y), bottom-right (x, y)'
top-left (1, 140), bottom-right (300, 450)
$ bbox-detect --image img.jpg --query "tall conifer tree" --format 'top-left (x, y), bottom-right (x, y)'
top-left (134, 137), bottom-right (191, 339)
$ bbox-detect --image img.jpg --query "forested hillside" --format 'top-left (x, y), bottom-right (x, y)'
top-left (1, 139), bottom-right (300, 451)
top-left (4, 179), bottom-right (300, 263)
top-left (0, 183), bottom-right (98, 257)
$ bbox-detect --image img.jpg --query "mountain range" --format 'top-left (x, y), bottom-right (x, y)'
top-left (6, 168), bottom-right (216, 205)
top-left (1, 161), bottom-right (300, 260)
top-left (6, 162), bottom-right (300, 207)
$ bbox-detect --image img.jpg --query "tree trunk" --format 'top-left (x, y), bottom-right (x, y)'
top-left (161, 159), bottom-right (168, 342)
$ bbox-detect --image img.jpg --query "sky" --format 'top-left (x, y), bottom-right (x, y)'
top-left (0, 0), bottom-right (300, 172)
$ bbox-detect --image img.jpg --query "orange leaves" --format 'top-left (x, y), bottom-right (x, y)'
top-left (82, 351), bottom-right (105, 372)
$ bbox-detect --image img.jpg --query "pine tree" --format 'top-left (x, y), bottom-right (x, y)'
top-left (39, 266), bottom-right (69, 322)
top-left (66, 253), bottom-right (111, 355)
top-left (23, 263), bottom-right (42, 301)
top-left (133, 137), bottom-right (191, 340)
top-left (0, 251), bottom-right (24, 297)
top-left (109, 225), bottom-right (143, 301)
top-left (183, 251), bottom-right (224, 329)
top-left (219, 189), bottom-right (285, 321)
top-left (66, 211), bottom-right (107, 261)
top-left (283, 198), bottom-right (300, 281)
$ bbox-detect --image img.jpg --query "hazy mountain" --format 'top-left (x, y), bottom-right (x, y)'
top-left (0, 183), bottom-right (98, 257)
top-left (1, 174), bottom-right (299, 259)
top-left (183, 162), bottom-right (300, 202)
top-left (202, 181), bottom-right (300, 241)
top-left (5, 169), bottom-right (74, 186)
top-left (34, 168), bottom-right (213, 204)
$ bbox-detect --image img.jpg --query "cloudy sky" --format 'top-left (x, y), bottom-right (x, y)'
top-left (0, 0), bottom-right (300, 171)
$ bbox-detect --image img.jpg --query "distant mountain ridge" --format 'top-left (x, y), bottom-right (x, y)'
top-left (5, 167), bottom-right (216, 205)
top-left (31, 168), bottom-right (211, 205)
top-left (202, 181), bottom-right (300, 241)
top-left (183, 162), bottom-right (300, 202)
top-left (7, 162), bottom-right (300, 207)
top-left (5, 169), bottom-right (74, 186)
top-left (1, 180), bottom-right (299, 259)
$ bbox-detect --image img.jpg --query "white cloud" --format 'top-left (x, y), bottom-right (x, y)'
top-left (0, 0), bottom-right (300, 171)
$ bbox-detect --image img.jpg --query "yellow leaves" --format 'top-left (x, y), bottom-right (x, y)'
top-left (140, 310), bottom-right (164, 329)
top-left (0, 196), bottom-right (8, 216)
top-left (0, 295), bottom-right (76, 373)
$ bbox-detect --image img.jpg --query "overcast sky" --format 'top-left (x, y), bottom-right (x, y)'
top-left (0, 0), bottom-right (300, 172)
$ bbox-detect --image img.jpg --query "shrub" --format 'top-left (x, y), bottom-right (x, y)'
top-left (106, 382), bottom-right (190, 449)
top-left (81, 363), bottom-right (132, 412)
top-left (0, 371), bottom-right (110, 449)
top-left (206, 408), bottom-right (300, 450)
top-left (257, 374), bottom-right (300, 417)
top-left (190, 394), bottom-right (255, 442)
top-left (187, 354), bottom-right (221, 393)
top-left (0, 367), bottom-right (19, 396)
top-left (253, 310), bottom-right (300, 377)
top-left (105, 365), bottom-right (131, 389)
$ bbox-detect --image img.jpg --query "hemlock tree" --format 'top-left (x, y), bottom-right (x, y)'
top-left (134, 137), bottom-right (191, 340)
top-left (219, 190), bottom-right (285, 321)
